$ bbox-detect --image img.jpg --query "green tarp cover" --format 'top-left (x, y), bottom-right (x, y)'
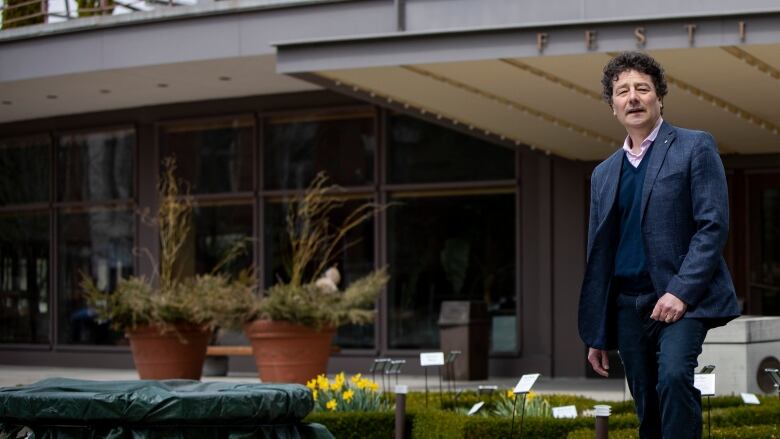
top-left (0, 378), bottom-right (333, 439)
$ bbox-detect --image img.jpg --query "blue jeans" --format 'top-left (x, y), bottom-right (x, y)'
top-left (616, 293), bottom-right (708, 439)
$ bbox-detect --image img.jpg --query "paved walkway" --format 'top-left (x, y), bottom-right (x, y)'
top-left (0, 365), bottom-right (628, 401)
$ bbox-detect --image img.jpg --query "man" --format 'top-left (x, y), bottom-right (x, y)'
top-left (578, 51), bottom-right (740, 438)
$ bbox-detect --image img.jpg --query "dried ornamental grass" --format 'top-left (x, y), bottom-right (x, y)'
top-left (82, 157), bottom-right (254, 334)
top-left (227, 172), bottom-right (390, 329)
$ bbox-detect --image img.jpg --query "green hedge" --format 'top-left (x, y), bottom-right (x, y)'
top-left (422, 392), bottom-right (779, 416)
top-left (410, 409), bottom-right (467, 439)
top-left (305, 411), bottom-right (398, 439)
top-left (568, 427), bottom-right (637, 439)
top-left (709, 404), bottom-right (780, 428)
top-left (407, 390), bottom-right (634, 416)
top-left (568, 425), bottom-right (780, 439)
top-left (411, 409), bottom-right (638, 439)
top-left (307, 392), bottom-right (780, 438)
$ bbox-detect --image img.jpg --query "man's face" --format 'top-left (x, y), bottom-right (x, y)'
top-left (611, 69), bottom-right (663, 133)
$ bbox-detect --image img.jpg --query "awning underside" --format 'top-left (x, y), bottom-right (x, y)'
top-left (292, 46), bottom-right (780, 160)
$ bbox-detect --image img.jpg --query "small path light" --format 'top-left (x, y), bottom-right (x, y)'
top-left (594, 405), bottom-right (611, 439)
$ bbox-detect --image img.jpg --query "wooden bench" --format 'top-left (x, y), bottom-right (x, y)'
top-left (206, 346), bottom-right (252, 357)
top-left (206, 345), bottom-right (340, 356)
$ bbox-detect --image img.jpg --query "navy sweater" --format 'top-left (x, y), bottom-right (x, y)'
top-left (613, 145), bottom-right (655, 293)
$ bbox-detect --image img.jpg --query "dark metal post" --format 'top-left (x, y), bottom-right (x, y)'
top-left (594, 405), bottom-right (611, 439)
top-left (394, 385), bottom-right (407, 439)
top-left (394, 0), bottom-right (405, 31)
top-left (706, 396), bottom-right (712, 439)
top-left (509, 392), bottom-right (520, 438)
top-left (438, 366), bottom-right (443, 408)
top-left (424, 367), bottom-right (429, 408)
top-left (371, 358), bottom-right (390, 393)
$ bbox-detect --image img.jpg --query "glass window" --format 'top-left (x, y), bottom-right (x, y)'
top-left (263, 197), bottom-right (376, 348)
top-left (264, 111), bottom-right (375, 190)
top-left (58, 128), bottom-right (135, 202)
top-left (159, 118), bottom-right (254, 195)
top-left (386, 192), bottom-right (516, 351)
top-left (0, 135), bottom-right (50, 206)
top-left (388, 115), bottom-right (515, 184)
top-left (58, 207), bottom-right (134, 345)
top-left (0, 211), bottom-right (49, 344)
top-left (183, 202), bottom-right (254, 277)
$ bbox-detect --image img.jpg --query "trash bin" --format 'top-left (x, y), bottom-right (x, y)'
top-left (0, 378), bottom-right (333, 439)
top-left (438, 300), bottom-right (489, 380)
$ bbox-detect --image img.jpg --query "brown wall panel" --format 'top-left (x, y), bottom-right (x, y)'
top-left (519, 150), bottom-right (553, 375)
top-left (551, 159), bottom-right (588, 377)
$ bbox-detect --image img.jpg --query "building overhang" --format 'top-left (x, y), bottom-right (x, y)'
top-left (276, 12), bottom-right (780, 160)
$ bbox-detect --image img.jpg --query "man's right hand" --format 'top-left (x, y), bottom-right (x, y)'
top-left (587, 348), bottom-right (610, 377)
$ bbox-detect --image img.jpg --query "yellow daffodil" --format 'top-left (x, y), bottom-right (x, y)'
top-left (306, 379), bottom-right (316, 391)
top-left (368, 381), bottom-right (379, 392)
top-left (326, 399), bottom-right (337, 411)
top-left (316, 374), bottom-right (329, 390)
top-left (331, 372), bottom-right (345, 391)
top-left (313, 390), bottom-right (318, 400)
top-left (356, 379), bottom-right (368, 390)
top-left (342, 389), bottom-right (354, 402)
top-left (350, 373), bottom-right (362, 383)
top-left (506, 389), bottom-right (516, 400)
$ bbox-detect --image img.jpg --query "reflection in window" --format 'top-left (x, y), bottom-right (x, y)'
top-left (758, 189), bottom-right (780, 315)
top-left (58, 208), bottom-right (134, 345)
top-left (264, 197), bottom-right (376, 348)
top-left (0, 212), bottom-right (49, 344)
top-left (388, 115), bottom-right (515, 184)
top-left (183, 202), bottom-right (254, 277)
top-left (0, 135), bottom-right (50, 206)
top-left (387, 193), bottom-right (516, 351)
top-left (159, 118), bottom-right (254, 195)
top-left (264, 111), bottom-right (375, 190)
top-left (58, 129), bottom-right (135, 202)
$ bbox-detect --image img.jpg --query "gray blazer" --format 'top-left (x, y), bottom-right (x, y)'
top-left (579, 121), bottom-right (740, 350)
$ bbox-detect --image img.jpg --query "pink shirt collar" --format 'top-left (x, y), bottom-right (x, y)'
top-left (622, 117), bottom-right (663, 168)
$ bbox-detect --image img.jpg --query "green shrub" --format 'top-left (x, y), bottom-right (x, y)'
top-left (411, 410), bottom-right (638, 439)
top-left (568, 427), bottom-right (637, 439)
top-left (709, 425), bottom-right (780, 438)
top-left (462, 417), bottom-right (591, 439)
top-left (709, 404), bottom-right (780, 427)
top-left (305, 411), bottom-right (398, 439)
top-left (544, 394), bottom-right (602, 411)
top-left (413, 390), bottom-right (613, 414)
top-left (1, 0), bottom-right (44, 29)
top-left (76, 0), bottom-right (115, 17)
top-left (411, 409), bottom-right (467, 439)
top-left (607, 399), bottom-right (636, 415)
top-left (406, 390), bottom-right (451, 411)
top-left (569, 425), bottom-right (780, 439)
top-left (305, 391), bottom-right (779, 439)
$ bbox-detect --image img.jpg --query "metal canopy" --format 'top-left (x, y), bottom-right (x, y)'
top-left (276, 13), bottom-right (780, 160)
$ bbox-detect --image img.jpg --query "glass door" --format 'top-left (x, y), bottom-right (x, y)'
top-left (748, 173), bottom-right (780, 316)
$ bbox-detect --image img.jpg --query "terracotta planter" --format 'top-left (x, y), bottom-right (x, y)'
top-left (126, 323), bottom-right (210, 380)
top-left (244, 320), bottom-right (335, 384)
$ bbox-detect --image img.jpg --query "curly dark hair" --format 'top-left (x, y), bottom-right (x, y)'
top-left (601, 51), bottom-right (668, 107)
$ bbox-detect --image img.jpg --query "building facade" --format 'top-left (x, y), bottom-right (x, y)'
top-left (1, 0), bottom-right (779, 378)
